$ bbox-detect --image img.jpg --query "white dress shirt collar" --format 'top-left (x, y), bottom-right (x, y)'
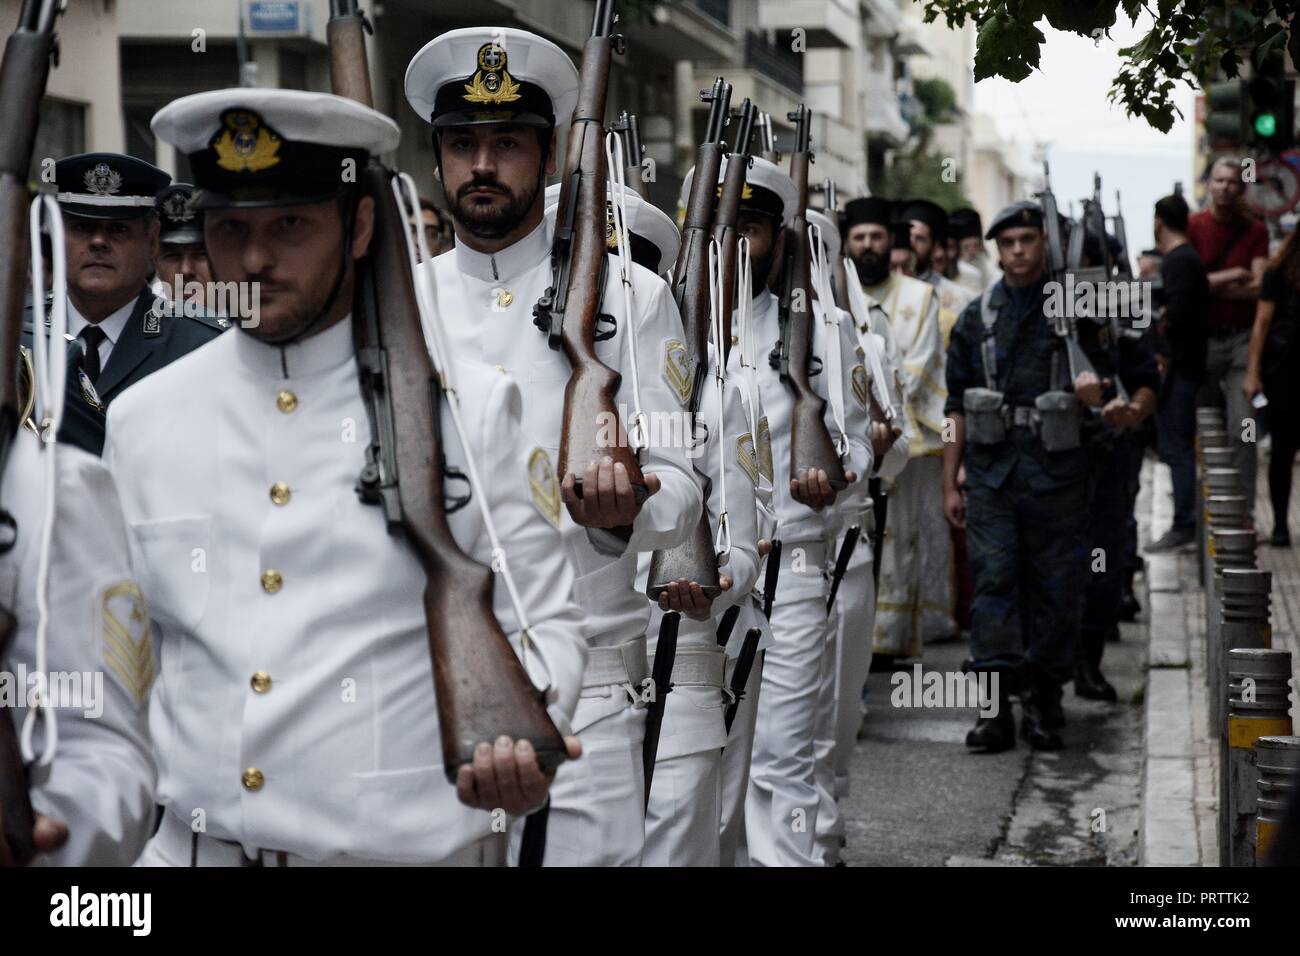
top-left (452, 218), bottom-right (551, 283)
top-left (67, 294), bottom-right (138, 348)
top-left (233, 313), bottom-right (355, 380)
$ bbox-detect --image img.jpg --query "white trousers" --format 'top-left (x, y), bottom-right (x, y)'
top-left (509, 693), bottom-right (646, 867)
top-left (718, 651), bottom-right (763, 867)
top-left (814, 557), bottom-right (877, 864)
top-left (644, 746), bottom-right (722, 866)
top-left (874, 455), bottom-right (954, 656)
top-left (745, 594), bottom-right (831, 866)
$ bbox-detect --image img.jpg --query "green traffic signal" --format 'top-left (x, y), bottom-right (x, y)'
top-left (1255, 112), bottom-right (1278, 138)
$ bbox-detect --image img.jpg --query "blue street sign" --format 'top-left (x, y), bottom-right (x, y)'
top-left (248, 1), bottom-right (304, 34)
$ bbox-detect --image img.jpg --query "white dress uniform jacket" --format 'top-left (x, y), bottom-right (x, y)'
top-left (430, 219), bottom-right (701, 866)
top-left (1, 431), bottom-right (156, 866)
top-left (105, 318), bottom-right (586, 864)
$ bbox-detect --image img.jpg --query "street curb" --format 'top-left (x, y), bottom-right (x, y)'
top-left (1138, 460), bottom-right (1202, 866)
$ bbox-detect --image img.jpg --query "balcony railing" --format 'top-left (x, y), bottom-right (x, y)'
top-left (688, 0), bottom-right (731, 26)
top-left (744, 30), bottom-right (803, 95)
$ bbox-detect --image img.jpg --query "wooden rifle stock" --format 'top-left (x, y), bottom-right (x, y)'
top-left (780, 106), bottom-right (845, 490)
top-left (535, 0), bottom-right (646, 501)
top-left (0, 0), bottom-right (62, 868)
top-left (327, 1), bottom-right (564, 782)
top-left (713, 99), bottom-right (756, 359)
top-left (645, 79), bottom-right (730, 601)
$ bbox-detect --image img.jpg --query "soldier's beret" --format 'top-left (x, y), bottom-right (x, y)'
top-left (406, 28), bottom-right (579, 130)
top-left (55, 153), bottom-right (170, 222)
top-left (985, 200), bottom-right (1045, 239)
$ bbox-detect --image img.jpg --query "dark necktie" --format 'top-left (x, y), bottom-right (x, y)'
top-left (79, 325), bottom-right (107, 384)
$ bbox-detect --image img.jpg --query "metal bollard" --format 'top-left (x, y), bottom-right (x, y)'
top-left (1224, 648), bottom-right (1293, 867)
top-left (1255, 736), bottom-right (1300, 865)
top-left (1207, 535), bottom-right (1259, 704)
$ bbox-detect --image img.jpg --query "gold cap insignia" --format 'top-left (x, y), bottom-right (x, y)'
top-left (212, 109), bottom-right (282, 174)
top-left (528, 447), bottom-right (561, 528)
top-left (714, 183), bottom-right (754, 200)
top-left (736, 432), bottom-right (759, 486)
top-left (851, 364), bottom-right (869, 410)
top-left (464, 42), bottom-right (522, 105)
top-left (102, 581), bottom-right (154, 706)
top-left (84, 162), bottom-right (123, 197)
top-left (662, 339), bottom-right (693, 406)
top-left (756, 416), bottom-right (774, 481)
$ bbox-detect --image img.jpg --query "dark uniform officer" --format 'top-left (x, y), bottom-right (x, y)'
top-left (153, 182), bottom-right (212, 296)
top-left (944, 200), bottom-right (1112, 752)
top-left (25, 153), bottom-right (225, 455)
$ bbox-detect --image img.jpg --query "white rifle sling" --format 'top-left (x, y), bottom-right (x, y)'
top-left (392, 173), bottom-right (546, 679)
top-left (604, 131), bottom-right (648, 459)
top-left (22, 194), bottom-right (71, 767)
top-left (808, 222), bottom-right (848, 457)
top-left (735, 239), bottom-right (777, 533)
top-left (707, 239), bottom-right (730, 563)
top-left (840, 254), bottom-right (898, 422)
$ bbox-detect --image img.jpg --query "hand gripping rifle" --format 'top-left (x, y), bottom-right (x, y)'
top-left (533, 0), bottom-right (649, 504)
top-left (1039, 162), bottom-right (1104, 397)
top-left (644, 79), bottom-right (731, 601)
top-left (771, 106), bottom-right (846, 490)
top-left (327, 0), bottom-right (565, 784)
top-left (0, 0), bottom-right (64, 868)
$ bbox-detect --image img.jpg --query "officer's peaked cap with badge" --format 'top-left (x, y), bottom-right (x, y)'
top-left (985, 200), bottom-right (1044, 239)
top-left (901, 198), bottom-right (949, 244)
top-left (544, 182), bottom-right (680, 275)
top-left (405, 28), bottom-right (579, 130)
top-left (155, 183), bottom-right (204, 245)
top-left (55, 153), bottom-right (170, 221)
top-left (841, 196), bottom-right (893, 236)
top-left (151, 88), bottom-right (400, 210)
top-left (679, 155), bottom-right (800, 231)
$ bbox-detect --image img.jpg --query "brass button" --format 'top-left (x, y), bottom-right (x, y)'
top-left (493, 363), bottom-right (506, 373)
top-left (269, 482), bottom-right (291, 506)
top-left (242, 768), bottom-right (264, 791)
top-left (250, 671), bottom-right (272, 694)
top-left (261, 570), bottom-right (283, 594)
top-left (276, 389), bottom-right (298, 413)
top-left (496, 289), bottom-right (514, 308)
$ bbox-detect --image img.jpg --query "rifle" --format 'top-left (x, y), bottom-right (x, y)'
top-left (755, 111), bottom-right (780, 165)
top-left (644, 78), bottom-right (730, 602)
top-left (723, 627), bottom-right (761, 734)
top-left (533, 0), bottom-right (648, 503)
top-left (1111, 189), bottom-right (1134, 281)
top-left (869, 479), bottom-right (887, 589)
top-left (611, 111), bottom-right (647, 200)
top-left (0, 0), bottom-right (63, 868)
top-left (1083, 174), bottom-right (1130, 404)
top-left (327, 0), bottom-right (565, 783)
top-left (643, 610), bottom-right (680, 807)
top-left (1038, 162), bottom-right (1104, 395)
top-left (772, 106), bottom-right (846, 490)
top-left (714, 99), bottom-right (757, 356)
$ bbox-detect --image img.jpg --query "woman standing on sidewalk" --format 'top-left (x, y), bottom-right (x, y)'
top-left (1243, 229), bottom-right (1300, 546)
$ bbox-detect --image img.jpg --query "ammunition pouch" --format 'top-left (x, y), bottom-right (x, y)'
top-left (963, 387), bottom-right (1007, 446)
top-left (1033, 390), bottom-right (1082, 452)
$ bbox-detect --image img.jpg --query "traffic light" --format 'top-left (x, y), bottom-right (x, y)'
top-left (1206, 80), bottom-right (1248, 144)
top-left (1247, 74), bottom-right (1295, 150)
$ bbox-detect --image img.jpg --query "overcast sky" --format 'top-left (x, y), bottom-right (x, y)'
top-left (970, 13), bottom-right (1197, 251)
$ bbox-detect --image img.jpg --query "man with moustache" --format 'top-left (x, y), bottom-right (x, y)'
top-left (120, 87), bottom-right (588, 865)
top-left (842, 198), bottom-right (948, 667)
top-left (25, 155), bottom-right (225, 456)
top-left (408, 28), bottom-right (701, 866)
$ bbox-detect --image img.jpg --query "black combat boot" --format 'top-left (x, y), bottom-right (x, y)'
top-left (1074, 659), bottom-right (1118, 702)
top-left (965, 681), bottom-right (1014, 753)
top-left (1020, 683), bottom-right (1064, 750)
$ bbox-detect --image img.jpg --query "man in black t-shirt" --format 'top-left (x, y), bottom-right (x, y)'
top-left (1149, 193), bottom-right (1209, 552)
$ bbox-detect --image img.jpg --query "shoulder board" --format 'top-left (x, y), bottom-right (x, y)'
top-left (184, 312), bottom-right (233, 332)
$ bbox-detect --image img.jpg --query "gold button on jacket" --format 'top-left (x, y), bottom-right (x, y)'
top-left (269, 482), bottom-right (291, 506)
top-left (260, 570), bottom-right (283, 594)
top-left (276, 390), bottom-right (298, 413)
top-left (242, 768), bottom-right (265, 791)
top-left (250, 671), bottom-right (272, 694)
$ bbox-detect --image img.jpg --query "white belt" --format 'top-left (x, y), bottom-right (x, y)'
top-left (649, 644), bottom-right (726, 689)
top-left (148, 809), bottom-right (491, 867)
top-left (581, 635), bottom-right (649, 690)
